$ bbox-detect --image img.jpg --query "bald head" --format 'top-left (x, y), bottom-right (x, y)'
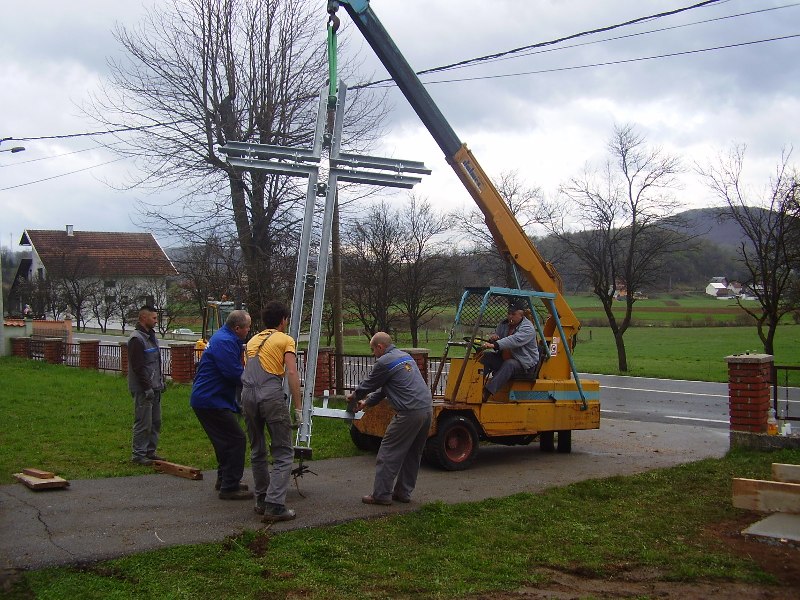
top-left (369, 332), bottom-right (392, 357)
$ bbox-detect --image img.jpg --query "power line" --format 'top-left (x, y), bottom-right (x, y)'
top-left (0, 142), bottom-right (124, 168)
top-left (471, 3), bottom-right (800, 70)
top-left (356, 0), bottom-right (731, 88)
top-left (365, 34), bottom-right (800, 88)
top-left (4, 119), bottom-right (190, 143)
top-left (0, 157), bottom-right (128, 192)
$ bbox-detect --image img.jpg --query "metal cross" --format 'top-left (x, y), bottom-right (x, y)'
top-left (218, 82), bottom-right (430, 450)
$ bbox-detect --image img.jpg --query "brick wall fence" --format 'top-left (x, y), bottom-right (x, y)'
top-left (10, 335), bottom-right (433, 395)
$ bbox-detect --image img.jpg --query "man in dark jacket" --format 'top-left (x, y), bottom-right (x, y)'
top-left (347, 332), bottom-right (433, 505)
top-left (128, 305), bottom-right (164, 465)
top-left (190, 309), bottom-right (253, 500)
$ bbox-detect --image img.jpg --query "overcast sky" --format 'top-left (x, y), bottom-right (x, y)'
top-left (1, 0), bottom-right (798, 251)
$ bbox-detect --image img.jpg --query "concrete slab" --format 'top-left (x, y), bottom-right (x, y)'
top-left (742, 512), bottom-right (800, 544)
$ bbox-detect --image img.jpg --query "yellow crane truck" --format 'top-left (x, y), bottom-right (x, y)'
top-left (334, 0), bottom-right (601, 469)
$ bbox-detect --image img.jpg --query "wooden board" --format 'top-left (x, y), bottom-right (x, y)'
top-left (13, 472), bottom-right (70, 490)
top-left (22, 467), bottom-right (55, 479)
top-left (152, 460), bottom-right (203, 481)
top-left (732, 478), bottom-right (800, 513)
top-left (772, 463), bottom-right (800, 484)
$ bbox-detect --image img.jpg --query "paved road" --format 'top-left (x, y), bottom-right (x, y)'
top-left (589, 373), bottom-right (730, 429)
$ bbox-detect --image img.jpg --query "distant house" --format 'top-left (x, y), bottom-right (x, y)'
top-left (709, 276), bottom-right (728, 286)
top-left (9, 226), bottom-right (177, 329)
top-left (727, 281), bottom-right (743, 296)
top-left (705, 282), bottom-right (729, 298)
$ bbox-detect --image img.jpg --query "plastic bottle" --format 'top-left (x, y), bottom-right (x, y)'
top-left (781, 421), bottom-right (792, 436)
top-left (767, 408), bottom-right (779, 435)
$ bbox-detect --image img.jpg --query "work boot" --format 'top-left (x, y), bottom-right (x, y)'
top-left (131, 457), bottom-right (153, 466)
top-left (362, 494), bottom-right (392, 506)
top-left (392, 493), bottom-right (411, 504)
top-left (147, 454), bottom-right (165, 461)
top-left (254, 495), bottom-right (267, 515)
top-left (214, 479), bottom-right (249, 492)
top-left (261, 503), bottom-right (296, 522)
top-left (218, 489), bottom-right (254, 500)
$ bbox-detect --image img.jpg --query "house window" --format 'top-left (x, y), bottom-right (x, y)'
top-left (37, 268), bottom-right (44, 280)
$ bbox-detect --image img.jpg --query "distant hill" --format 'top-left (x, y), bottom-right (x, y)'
top-left (677, 207), bottom-right (751, 251)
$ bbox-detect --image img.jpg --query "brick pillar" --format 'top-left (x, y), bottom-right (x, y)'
top-left (726, 353), bottom-right (773, 433)
top-left (120, 342), bottom-right (129, 377)
top-left (41, 338), bottom-right (64, 364)
top-left (171, 344), bottom-right (196, 384)
top-left (314, 347), bottom-right (335, 397)
top-left (402, 348), bottom-right (430, 384)
top-left (78, 339), bottom-right (100, 370)
top-left (12, 337), bottom-right (31, 358)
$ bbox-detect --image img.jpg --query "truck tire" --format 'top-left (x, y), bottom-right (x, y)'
top-left (539, 431), bottom-right (555, 452)
top-left (349, 424), bottom-right (382, 453)
top-left (556, 430), bottom-right (572, 453)
top-left (426, 415), bottom-right (479, 471)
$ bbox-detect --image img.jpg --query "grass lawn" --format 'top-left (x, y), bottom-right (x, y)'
top-left (0, 358), bottom-right (364, 486)
top-left (7, 448), bottom-right (799, 598)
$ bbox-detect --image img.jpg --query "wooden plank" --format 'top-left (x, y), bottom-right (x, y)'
top-left (13, 473), bottom-right (70, 490)
top-left (152, 460), bottom-right (203, 481)
top-left (772, 463), bottom-right (800, 484)
top-left (732, 478), bottom-right (800, 513)
top-left (22, 468), bottom-right (55, 479)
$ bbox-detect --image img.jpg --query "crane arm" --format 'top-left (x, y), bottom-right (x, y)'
top-left (335, 1), bottom-right (578, 335)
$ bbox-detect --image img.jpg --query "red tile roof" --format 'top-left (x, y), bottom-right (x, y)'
top-left (21, 230), bottom-right (178, 278)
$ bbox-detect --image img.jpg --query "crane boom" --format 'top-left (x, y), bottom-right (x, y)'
top-left (336, 0), bottom-right (579, 340)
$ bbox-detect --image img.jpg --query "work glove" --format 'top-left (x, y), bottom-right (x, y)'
top-left (294, 408), bottom-right (303, 425)
top-left (144, 389), bottom-right (155, 401)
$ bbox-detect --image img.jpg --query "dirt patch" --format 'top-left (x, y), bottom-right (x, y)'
top-left (467, 513), bottom-right (799, 600)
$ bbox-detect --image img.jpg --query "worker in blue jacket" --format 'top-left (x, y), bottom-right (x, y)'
top-left (190, 310), bottom-right (253, 500)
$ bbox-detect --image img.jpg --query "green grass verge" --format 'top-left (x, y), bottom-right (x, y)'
top-left (9, 448), bottom-right (799, 599)
top-left (0, 358), bottom-right (364, 485)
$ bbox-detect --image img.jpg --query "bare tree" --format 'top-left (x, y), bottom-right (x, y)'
top-left (456, 169), bottom-right (545, 286)
top-left (698, 145), bottom-right (800, 354)
top-left (89, 0), bottom-right (385, 319)
top-left (396, 194), bottom-right (458, 347)
top-left (342, 201), bottom-right (404, 338)
top-left (88, 281), bottom-right (117, 333)
top-left (547, 124), bottom-right (689, 371)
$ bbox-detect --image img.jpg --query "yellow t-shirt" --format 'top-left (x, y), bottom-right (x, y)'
top-left (245, 329), bottom-right (296, 376)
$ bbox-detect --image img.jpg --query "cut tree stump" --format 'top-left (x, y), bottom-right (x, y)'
top-left (152, 460), bottom-right (203, 481)
top-left (13, 471), bottom-right (70, 490)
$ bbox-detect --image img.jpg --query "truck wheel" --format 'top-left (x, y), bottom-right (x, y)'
top-left (556, 430), bottom-right (572, 453)
top-left (426, 416), bottom-right (479, 471)
top-left (349, 424), bottom-right (381, 453)
top-left (539, 431), bottom-right (555, 452)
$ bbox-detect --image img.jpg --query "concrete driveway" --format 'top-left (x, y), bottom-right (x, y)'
top-left (0, 418), bottom-right (729, 571)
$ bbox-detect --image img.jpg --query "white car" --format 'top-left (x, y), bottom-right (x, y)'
top-left (172, 328), bottom-right (197, 335)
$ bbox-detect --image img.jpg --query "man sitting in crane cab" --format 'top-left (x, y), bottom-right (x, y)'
top-left (480, 301), bottom-right (540, 401)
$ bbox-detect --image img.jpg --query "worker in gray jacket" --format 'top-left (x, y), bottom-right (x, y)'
top-left (347, 332), bottom-right (432, 506)
top-left (480, 300), bottom-right (539, 400)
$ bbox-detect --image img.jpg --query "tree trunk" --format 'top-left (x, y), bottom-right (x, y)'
top-left (613, 329), bottom-right (628, 372)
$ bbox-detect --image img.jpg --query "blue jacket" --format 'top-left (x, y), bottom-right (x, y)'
top-left (190, 324), bottom-right (244, 411)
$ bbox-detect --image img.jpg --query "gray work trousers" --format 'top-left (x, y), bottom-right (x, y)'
top-left (373, 408), bottom-right (432, 501)
top-left (241, 374), bottom-right (293, 506)
top-left (131, 390), bottom-right (161, 460)
top-left (481, 353), bottom-right (525, 394)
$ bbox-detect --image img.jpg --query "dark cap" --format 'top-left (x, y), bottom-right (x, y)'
top-left (507, 300), bottom-right (527, 312)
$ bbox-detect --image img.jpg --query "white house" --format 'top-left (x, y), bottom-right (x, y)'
top-left (705, 282), bottom-right (729, 298)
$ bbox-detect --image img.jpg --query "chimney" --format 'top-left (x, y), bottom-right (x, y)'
top-left (66, 225), bottom-right (74, 237)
